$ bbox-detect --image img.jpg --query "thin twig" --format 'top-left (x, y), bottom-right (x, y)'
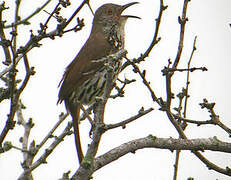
top-left (79, 106), bottom-right (93, 121)
top-left (4, 0), bottom-right (52, 29)
top-left (104, 107), bottom-right (154, 131)
top-left (0, 55), bottom-right (33, 145)
top-left (79, 103), bottom-right (94, 126)
top-left (172, 0), bottom-right (190, 69)
top-left (140, 0), bottom-right (165, 60)
top-left (36, 113), bottom-right (68, 151)
top-left (165, 110), bottom-right (231, 177)
top-left (193, 151), bottom-right (231, 176)
top-left (0, 2), bottom-right (11, 65)
top-left (174, 116), bottom-right (214, 126)
top-left (0, 1), bottom-right (86, 78)
top-left (173, 150), bottom-right (181, 180)
top-left (16, 55), bottom-right (34, 96)
top-left (16, 100), bottom-right (34, 179)
top-left (199, 99), bottom-right (231, 137)
top-left (63, 0), bottom-right (89, 29)
top-left (18, 121), bottom-right (73, 179)
top-left (162, 66), bottom-right (207, 74)
top-left (125, 56), bottom-right (160, 105)
top-left (0, 0), bottom-right (21, 144)
top-left (110, 78), bottom-right (136, 99)
top-left (40, 2), bottom-right (60, 34)
top-left (121, 0), bottom-right (166, 71)
top-left (173, 36), bottom-right (197, 179)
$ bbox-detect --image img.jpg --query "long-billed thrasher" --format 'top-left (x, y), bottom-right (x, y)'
top-left (58, 2), bottom-right (139, 164)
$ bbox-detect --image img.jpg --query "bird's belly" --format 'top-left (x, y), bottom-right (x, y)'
top-left (70, 71), bottom-right (106, 105)
top-left (69, 57), bottom-right (122, 106)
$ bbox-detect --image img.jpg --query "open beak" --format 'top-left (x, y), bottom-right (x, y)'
top-left (121, 2), bottom-right (141, 19)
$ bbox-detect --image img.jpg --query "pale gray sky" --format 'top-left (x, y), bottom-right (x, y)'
top-left (1, 0), bottom-right (231, 179)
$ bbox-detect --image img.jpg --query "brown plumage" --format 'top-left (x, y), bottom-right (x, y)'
top-left (58, 2), bottom-right (139, 164)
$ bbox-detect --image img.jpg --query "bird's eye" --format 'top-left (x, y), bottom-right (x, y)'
top-left (107, 9), bottom-right (113, 15)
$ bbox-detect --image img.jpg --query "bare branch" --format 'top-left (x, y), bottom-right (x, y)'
top-left (36, 113), bottom-right (68, 151)
top-left (104, 107), bottom-right (154, 131)
top-left (72, 50), bottom-right (128, 180)
top-left (0, 2), bottom-right (11, 65)
top-left (172, 0), bottom-right (190, 69)
top-left (193, 151), bottom-right (231, 176)
top-left (19, 121), bottom-right (73, 179)
top-left (139, 0), bottom-right (166, 60)
top-left (125, 56), bottom-right (160, 105)
top-left (0, 1), bottom-right (86, 78)
top-left (200, 99), bottom-right (231, 137)
top-left (173, 36), bottom-right (197, 180)
top-left (175, 116), bottom-right (215, 126)
top-left (0, 55), bottom-right (33, 145)
top-left (16, 100), bottom-right (34, 180)
top-left (4, 0), bottom-right (52, 29)
top-left (79, 103), bottom-right (94, 126)
top-left (121, 0), bottom-right (166, 70)
top-left (110, 78), bottom-right (136, 99)
top-left (183, 36), bottom-right (197, 117)
top-left (162, 66), bottom-right (207, 75)
top-left (94, 136), bottom-right (231, 172)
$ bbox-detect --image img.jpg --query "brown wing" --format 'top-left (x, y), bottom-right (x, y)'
top-left (58, 30), bottom-right (112, 103)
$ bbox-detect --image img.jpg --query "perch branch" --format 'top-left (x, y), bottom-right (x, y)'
top-left (72, 50), bottom-right (127, 180)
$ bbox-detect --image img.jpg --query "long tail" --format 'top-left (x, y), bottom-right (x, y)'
top-left (68, 102), bottom-right (84, 164)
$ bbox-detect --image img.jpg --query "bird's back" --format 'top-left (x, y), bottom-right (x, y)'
top-left (58, 30), bottom-right (113, 105)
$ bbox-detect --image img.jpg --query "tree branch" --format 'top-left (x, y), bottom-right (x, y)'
top-left (4, 0), bottom-right (52, 29)
top-left (0, 2), bottom-right (11, 65)
top-left (104, 107), bottom-right (154, 131)
top-left (121, 0), bottom-right (166, 71)
top-left (94, 135), bottom-right (231, 172)
top-left (18, 121), bottom-right (73, 179)
top-left (72, 50), bottom-right (128, 180)
top-left (17, 100), bottom-right (34, 180)
top-left (36, 112), bottom-right (68, 151)
top-left (125, 56), bottom-right (160, 105)
top-left (172, 0), bottom-right (190, 69)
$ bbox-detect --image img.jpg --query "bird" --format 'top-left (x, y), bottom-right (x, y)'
top-left (58, 2), bottom-right (140, 164)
